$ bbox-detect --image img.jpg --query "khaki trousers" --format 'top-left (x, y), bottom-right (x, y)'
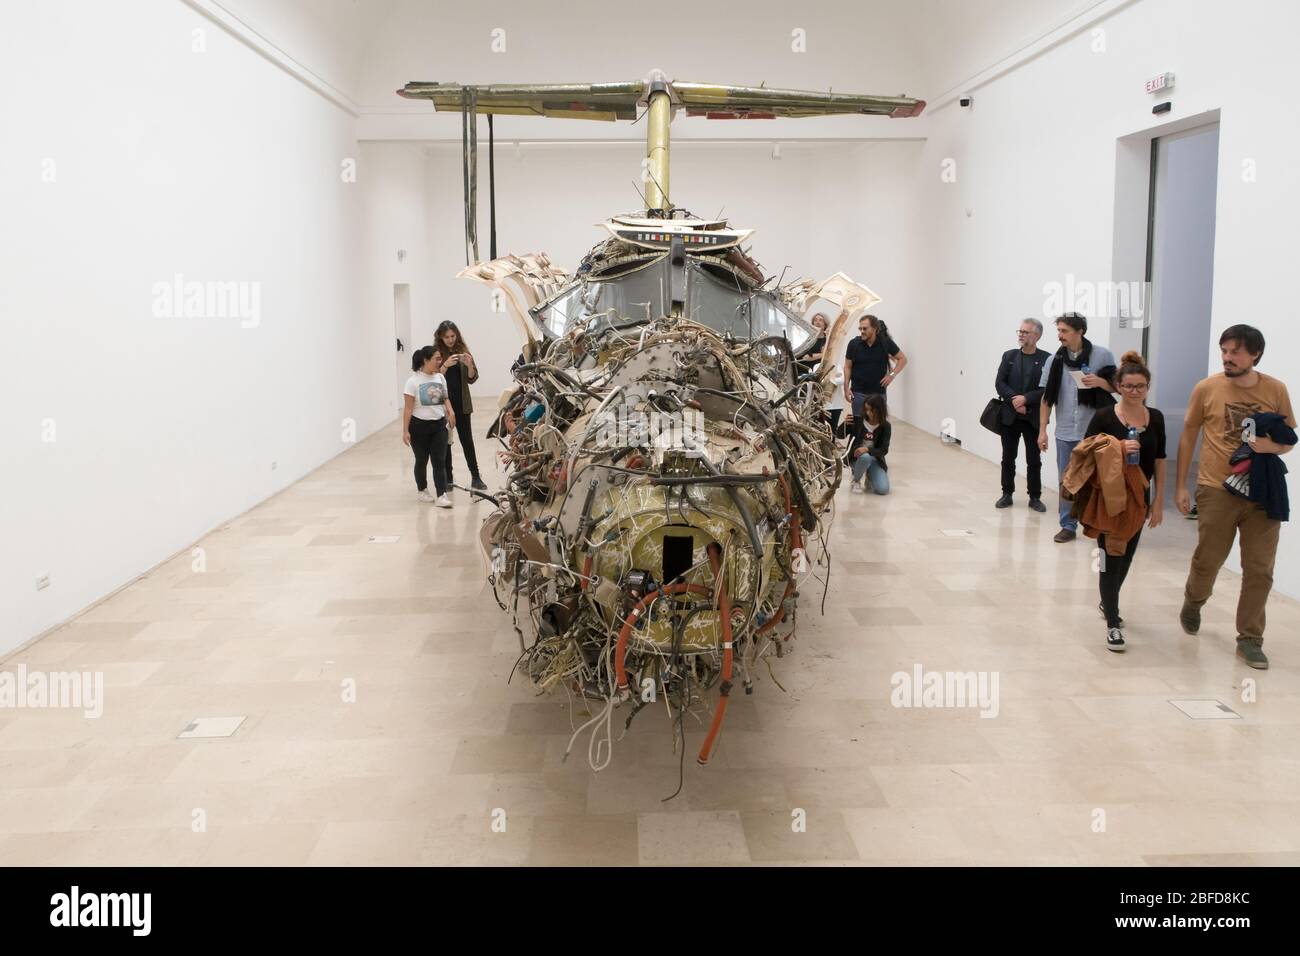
top-left (1184, 485), bottom-right (1281, 644)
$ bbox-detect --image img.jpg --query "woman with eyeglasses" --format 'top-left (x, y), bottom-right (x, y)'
top-left (1083, 351), bottom-right (1166, 651)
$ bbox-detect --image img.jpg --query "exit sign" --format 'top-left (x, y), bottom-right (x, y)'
top-left (1145, 72), bottom-right (1175, 94)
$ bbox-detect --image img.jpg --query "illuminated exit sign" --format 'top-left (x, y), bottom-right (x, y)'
top-left (1145, 72), bottom-right (1175, 94)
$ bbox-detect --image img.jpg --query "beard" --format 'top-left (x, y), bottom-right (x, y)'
top-left (1223, 364), bottom-right (1248, 378)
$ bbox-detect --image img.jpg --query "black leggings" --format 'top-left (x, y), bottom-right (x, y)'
top-left (827, 408), bottom-right (843, 438)
top-left (1097, 528), bottom-right (1143, 628)
top-left (443, 410), bottom-right (481, 485)
top-left (409, 416), bottom-right (449, 495)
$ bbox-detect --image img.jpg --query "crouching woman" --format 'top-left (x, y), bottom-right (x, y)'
top-left (847, 393), bottom-right (892, 495)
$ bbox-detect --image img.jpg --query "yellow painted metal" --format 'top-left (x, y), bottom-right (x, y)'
top-left (645, 89), bottom-right (672, 210)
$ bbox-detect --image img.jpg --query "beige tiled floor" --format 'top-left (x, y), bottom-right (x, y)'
top-left (3, 420), bottom-right (1298, 866)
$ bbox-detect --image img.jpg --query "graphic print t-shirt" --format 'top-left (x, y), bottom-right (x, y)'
top-left (404, 372), bottom-right (448, 421)
top-left (1185, 372), bottom-right (1295, 486)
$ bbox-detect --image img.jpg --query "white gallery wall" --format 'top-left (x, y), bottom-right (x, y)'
top-left (356, 141), bottom-right (436, 417)
top-left (897, 0), bottom-right (1300, 597)
top-left (0, 1), bottom-right (384, 656)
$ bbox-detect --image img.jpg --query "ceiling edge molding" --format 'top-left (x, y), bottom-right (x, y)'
top-left (179, 0), bottom-right (361, 117)
top-left (928, 0), bottom-right (1142, 111)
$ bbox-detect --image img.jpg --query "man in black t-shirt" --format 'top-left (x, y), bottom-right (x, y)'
top-left (843, 314), bottom-right (907, 417)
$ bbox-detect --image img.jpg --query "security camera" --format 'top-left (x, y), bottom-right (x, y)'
top-left (959, 94), bottom-right (973, 108)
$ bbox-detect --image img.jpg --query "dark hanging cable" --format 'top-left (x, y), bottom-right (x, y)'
top-left (468, 88), bottom-right (479, 263)
top-left (488, 113), bottom-right (498, 261)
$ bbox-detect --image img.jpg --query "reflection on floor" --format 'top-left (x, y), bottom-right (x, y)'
top-left (3, 420), bottom-right (1299, 866)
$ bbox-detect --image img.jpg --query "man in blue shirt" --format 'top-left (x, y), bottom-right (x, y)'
top-left (1036, 313), bottom-right (1117, 542)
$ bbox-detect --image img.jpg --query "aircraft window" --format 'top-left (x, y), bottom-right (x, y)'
top-left (532, 263), bottom-right (668, 336)
top-left (687, 264), bottom-right (811, 348)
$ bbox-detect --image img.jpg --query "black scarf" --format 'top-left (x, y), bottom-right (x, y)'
top-left (1044, 336), bottom-right (1116, 409)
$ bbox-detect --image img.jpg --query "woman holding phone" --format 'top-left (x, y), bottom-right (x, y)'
top-left (435, 320), bottom-right (488, 494)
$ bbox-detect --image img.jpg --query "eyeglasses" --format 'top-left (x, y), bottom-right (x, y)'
top-left (1118, 383), bottom-right (1149, 392)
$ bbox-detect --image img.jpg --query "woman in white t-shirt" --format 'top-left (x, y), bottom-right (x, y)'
top-left (402, 346), bottom-right (456, 506)
top-left (826, 364), bottom-right (846, 438)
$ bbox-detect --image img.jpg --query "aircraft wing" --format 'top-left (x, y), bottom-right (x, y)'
top-left (397, 80), bottom-right (925, 120)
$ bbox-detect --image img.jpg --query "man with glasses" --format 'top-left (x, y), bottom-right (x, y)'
top-left (994, 318), bottom-right (1050, 511)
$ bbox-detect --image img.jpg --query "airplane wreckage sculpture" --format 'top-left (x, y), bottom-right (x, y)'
top-left (398, 73), bottom-right (924, 773)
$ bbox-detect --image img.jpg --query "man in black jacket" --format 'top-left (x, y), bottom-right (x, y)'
top-left (994, 318), bottom-right (1050, 511)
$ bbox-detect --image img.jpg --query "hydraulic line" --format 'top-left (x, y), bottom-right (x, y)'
top-left (757, 475), bottom-right (803, 636)
top-left (697, 543), bottom-right (732, 765)
top-left (615, 583), bottom-right (712, 692)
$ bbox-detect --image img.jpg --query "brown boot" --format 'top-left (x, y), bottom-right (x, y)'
top-left (1053, 528), bottom-right (1077, 543)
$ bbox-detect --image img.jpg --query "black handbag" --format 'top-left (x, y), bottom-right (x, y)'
top-left (979, 397), bottom-right (1004, 434)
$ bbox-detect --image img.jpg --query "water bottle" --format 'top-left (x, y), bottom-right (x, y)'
top-left (1126, 426), bottom-right (1139, 466)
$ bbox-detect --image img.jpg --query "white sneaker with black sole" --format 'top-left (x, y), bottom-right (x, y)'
top-left (1106, 627), bottom-right (1126, 652)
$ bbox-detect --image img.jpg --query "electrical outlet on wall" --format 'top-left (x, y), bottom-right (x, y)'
top-left (36, 574), bottom-right (50, 591)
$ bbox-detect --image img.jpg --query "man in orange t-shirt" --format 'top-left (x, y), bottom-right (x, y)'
top-left (1176, 325), bottom-right (1296, 669)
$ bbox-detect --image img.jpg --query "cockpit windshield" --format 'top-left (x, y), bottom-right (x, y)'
top-left (531, 256), bottom-right (813, 349)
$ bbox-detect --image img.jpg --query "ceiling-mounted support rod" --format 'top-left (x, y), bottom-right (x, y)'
top-left (645, 82), bottom-right (672, 212)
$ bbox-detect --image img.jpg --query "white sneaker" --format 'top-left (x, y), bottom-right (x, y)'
top-left (417, 489), bottom-right (435, 503)
top-left (435, 494), bottom-right (453, 508)
top-left (850, 480), bottom-right (863, 493)
top-left (1106, 627), bottom-right (1126, 652)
